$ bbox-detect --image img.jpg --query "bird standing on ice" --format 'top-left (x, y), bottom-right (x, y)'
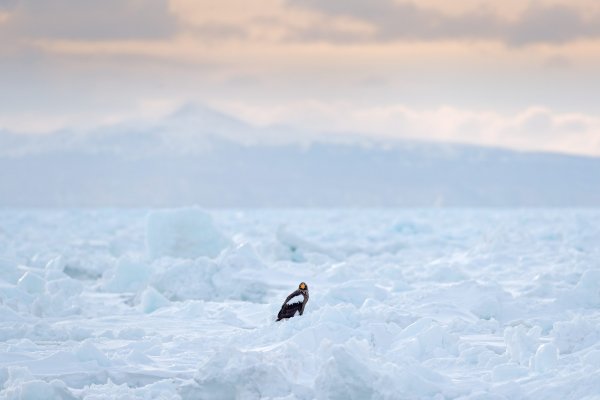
top-left (277, 282), bottom-right (309, 321)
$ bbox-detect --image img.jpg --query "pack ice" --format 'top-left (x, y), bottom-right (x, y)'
top-left (1, 208), bottom-right (600, 399)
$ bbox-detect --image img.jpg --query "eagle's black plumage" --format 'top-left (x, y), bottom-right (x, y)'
top-left (277, 283), bottom-right (309, 321)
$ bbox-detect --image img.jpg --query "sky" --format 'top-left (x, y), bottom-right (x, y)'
top-left (1, 0), bottom-right (600, 156)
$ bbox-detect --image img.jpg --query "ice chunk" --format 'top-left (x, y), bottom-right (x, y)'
top-left (149, 252), bottom-right (268, 302)
top-left (150, 258), bottom-right (216, 301)
top-left (44, 256), bottom-right (68, 280)
top-left (218, 242), bottom-right (266, 270)
top-left (75, 340), bottom-right (111, 367)
top-left (3, 379), bottom-right (77, 400)
top-left (323, 280), bottom-right (389, 306)
top-left (102, 257), bottom-right (152, 292)
top-left (17, 271), bottom-right (45, 294)
top-left (68, 326), bottom-right (93, 341)
top-left (192, 348), bottom-right (294, 399)
top-left (532, 342), bottom-right (558, 373)
top-left (503, 325), bottom-right (541, 365)
top-left (25, 321), bottom-right (68, 341)
top-left (315, 344), bottom-right (376, 400)
top-left (571, 269), bottom-right (600, 307)
top-left (428, 265), bottom-right (467, 283)
top-left (117, 327), bottom-right (146, 340)
top-left (417, 323), bottom-right (459, 357)
top-left (1, 367), bottom-right (76, 400)
top-left (212, 243), bottom-right (269, 302)
top-left (126, 349), bottom-right (154, 364)
top-left (5, 366), bottom-right (34, 383)
top-left (276, 224), bottom-right (340, 261)
top-left (81, 379), bottom-right (179, 399)
top-left (26, 274), bottom-right (83, 318)
top-left (582, 349), bottom-right (600, 367)
top-left (392, 318), bottom-right (458, 359)
top-left (146, 208), bottom-right (230, 259)
top-left (315, 339), bottom-right (450, 399)
top-left (45, 256), bottom-right (66, 272)
top-left (0, 304), bottom-right (24, 322)
top-left (45, 277), bottom-right (82, 298)
top-left (551, 316), bottom-right (600, 354)
top-left (140, 286), bottom-right (170, 313)
top-left (0, 258), bottom-right (22, 284)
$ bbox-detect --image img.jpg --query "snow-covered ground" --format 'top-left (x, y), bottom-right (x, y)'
top-left (1, 208), bottom-right (600, 399)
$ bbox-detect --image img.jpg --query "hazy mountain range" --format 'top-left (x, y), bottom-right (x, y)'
top-left (1, 104), bottom-right (599, 207)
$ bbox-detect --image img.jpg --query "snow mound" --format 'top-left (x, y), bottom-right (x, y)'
top-left (189, 347), bottom-right (300, 399)
top-left (491, 363), bottom-right (528, 382)
top-left (323, 280), bottom-right (389, 306)
top-left (1, 367), bottom-right (76, 400)
top-left (315, 339), bottom-right (453, 399)
top-left (81, 380), bottom-right (179, 400)
top-left (276, 224), bottom-right (340, 262)
top-left (3, 209), bottom-right (600, 399)
top-left (149, 243), bottom-right (269, 302)
top-left (3, 379), bottom-right (77, 400)
top-left (391, 318), bottom-right (459, 360)
top-left (0, 266), bottom-right (83, 320)
top-left (314, 342), bottom-right (378, 399)
top-left (150, 258), bottom-right (216, 301)
top-left (146, 208), bottom-right (230, 259)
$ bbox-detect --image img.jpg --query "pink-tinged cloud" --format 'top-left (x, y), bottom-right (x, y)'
top-left (288, 1), bottom-right (600, 45)
top-left (1, 0), bottom-right (177, 40)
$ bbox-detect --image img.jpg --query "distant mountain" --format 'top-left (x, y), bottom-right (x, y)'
top-left (1, 104), bottom-right (599, 207)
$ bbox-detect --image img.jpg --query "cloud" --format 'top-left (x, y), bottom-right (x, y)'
top-left (508, 4), bottom-right (600, 45)
top-left (3, 1), bottom-right (600, 47)
top-left (190, 23), bottom-right (247, 41)
top-left (543, 55), bottom-right (571, 69)
top-left (0, 0), bottom-right (17, 11)
top-left (1, 0), bottom-right (178, 40)
top-left (286, 1), bottom-right (600, 45)
top-left (515, 107), bottom-right (554, 134)
top-left (216, 101), bottom-right (600, 156)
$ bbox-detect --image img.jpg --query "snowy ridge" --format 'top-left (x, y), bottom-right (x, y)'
top-left (1, 208), bottom-right (600, 398)
top-left (2, 104), bottom-right (600, 207)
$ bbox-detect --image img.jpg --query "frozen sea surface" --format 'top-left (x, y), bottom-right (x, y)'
top-left (1, 208), bottom-right (600, 399)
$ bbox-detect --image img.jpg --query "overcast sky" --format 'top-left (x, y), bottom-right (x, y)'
top-left (1, 0), bottom-right (600, 155)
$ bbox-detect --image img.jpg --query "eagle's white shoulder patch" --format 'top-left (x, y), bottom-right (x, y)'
top-left (286, 294), bottom-right (304, 305)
